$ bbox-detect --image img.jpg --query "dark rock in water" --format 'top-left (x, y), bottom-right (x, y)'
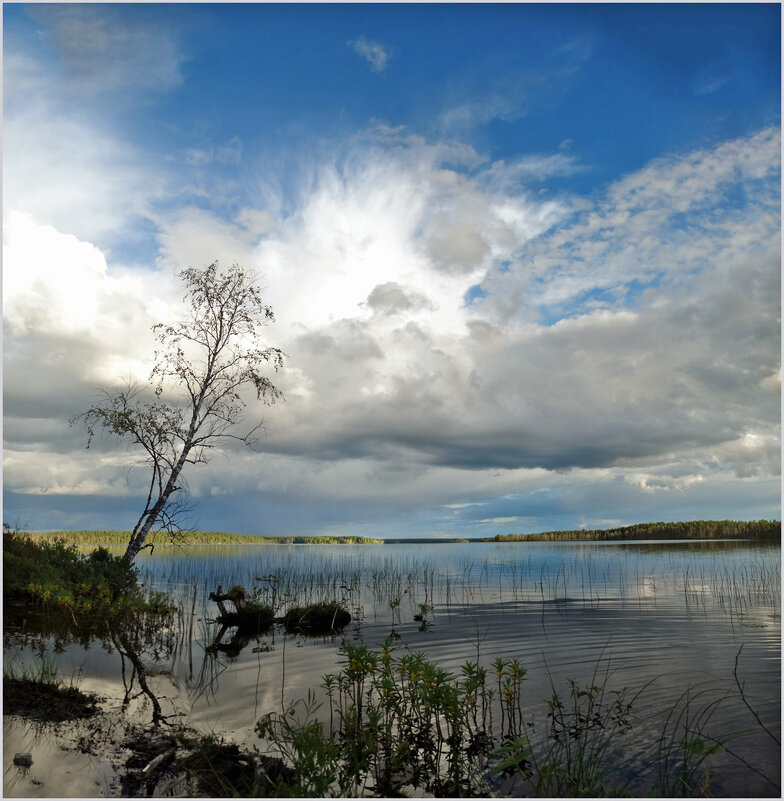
top-left (14, 753), bottom-right (33, 768)
top-left (283, 602), bottom-right (351, 635)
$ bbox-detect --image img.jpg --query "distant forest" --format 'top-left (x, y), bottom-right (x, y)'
top-left (23, 530), bottom-right (384, 546)
top-left (21, 520), bottom-right (780, 546)
top-left (487, 520), bottom-right (781, 543)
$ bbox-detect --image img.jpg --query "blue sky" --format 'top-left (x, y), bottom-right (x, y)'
top-left (3, 3), bottom-right (781, 538)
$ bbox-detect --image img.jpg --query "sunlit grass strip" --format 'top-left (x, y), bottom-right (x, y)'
top-left (25, 530), bottom-right (384, 546)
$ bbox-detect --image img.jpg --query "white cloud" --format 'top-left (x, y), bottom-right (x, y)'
top-left (185, 136), bottom-right (243, 167)
top-left (2, 211), bottom-right (176, 439)
top-left (250, 132), bottom-right (567, 340)
top-left (349, 36), bottom-right (391, 72)
top-left (238, 128), bottom-right (780, 500)
top-left (441, 95), bottom-right (523, 130)
top-left (3, 4), bottom-right (778, 536)
top-left (4, 110), bottom-right (162, 247)
top-left (3, 211), bottom-right (152, 346)
top-left (3, 114), bottom-right (779, 534)
top-left (155, 207), bottom-right (264, 273)
top-left (3, 449), bottom-right (137, 497)
top-left (27, 4), bottom-right (184, 95)
top-left (481, 126), bottom-right (781, 325)
top-left (624, 472), bottom-right (705, 494)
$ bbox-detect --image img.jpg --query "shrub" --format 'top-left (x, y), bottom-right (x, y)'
top-left (3, 528), bottom-right (172, 641)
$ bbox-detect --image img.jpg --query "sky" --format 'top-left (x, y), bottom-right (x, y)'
top-left (3, 3), bottom-right (781, 539)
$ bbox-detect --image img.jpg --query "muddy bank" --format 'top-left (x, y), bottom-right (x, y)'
top-left (4, 677), bottom-right (100, 723)
top-left (3, 692), bottom-right (287, 798)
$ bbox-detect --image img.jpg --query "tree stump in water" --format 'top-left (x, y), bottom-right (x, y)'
top-left (208, 585), bottom-right (274, 633)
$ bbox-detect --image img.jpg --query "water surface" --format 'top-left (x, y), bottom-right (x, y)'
top-left (4, 539), bottom-right (780, 796)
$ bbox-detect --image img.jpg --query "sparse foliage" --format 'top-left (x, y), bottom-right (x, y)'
top-left (72, 262), bottom-right (284, 562)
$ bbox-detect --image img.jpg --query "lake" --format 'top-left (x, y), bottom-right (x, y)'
top-left (4, 539), bottom-right (780, 796)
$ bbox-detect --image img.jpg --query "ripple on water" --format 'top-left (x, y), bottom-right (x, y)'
top-left (6, 541), bottom-right (780, 797)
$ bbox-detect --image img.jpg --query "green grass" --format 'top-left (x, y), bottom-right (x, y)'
top-left (3, 657), bottom-right (100, 721)
top-left (255, 645), bottom-right (780, 797)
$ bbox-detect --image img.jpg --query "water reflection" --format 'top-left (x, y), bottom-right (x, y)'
top-left (4, 541), bottom-right (780, 797)
top-left (4, 595), bottom-right (176, 732)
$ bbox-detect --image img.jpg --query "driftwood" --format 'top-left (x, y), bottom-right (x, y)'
top-left (208, 585), bottom-right (247, 617)
top-left (208, 586), bottom-right (274, 633)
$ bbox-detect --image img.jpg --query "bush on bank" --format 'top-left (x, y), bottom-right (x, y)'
top-left (3, 528), bottom-right (172, 623)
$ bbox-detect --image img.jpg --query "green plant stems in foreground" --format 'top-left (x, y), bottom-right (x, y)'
top-left (256, 642), bottom-right (776, 798)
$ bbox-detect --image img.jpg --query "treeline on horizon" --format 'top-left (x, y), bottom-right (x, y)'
top-left (21, 519), bottom-right (780, 546)
top-left (487, 519), bottom-right (781, 543)
top-left (23, 530), bottom-right (384, 546)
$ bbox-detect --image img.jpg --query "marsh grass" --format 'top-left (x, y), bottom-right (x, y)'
top-left (3, 657), bottom-right (100, 722)
top-left (494, 657), bottom-right (651, 797)
top-left (129, 541), bottom-right (779, 636)
top-left (651, 651), bottom-right (782, 798)
top-left (8, 539), bottom-right (777, 796)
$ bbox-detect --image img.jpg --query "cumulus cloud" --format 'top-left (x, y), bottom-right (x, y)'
top-left (154, 207), bottom-right (265, 272)
top-left (349, 36), bottom-right (391, 72)
top-left (2, 211), bottom-right (157, 348)
top-left (252, 129), bottom-right (567, 340)
top-left (243, 128), bottom-right (780, 498)
top-left (2, 212), bottom-right (176, 489)
top-left (3, 115), bottom-right (780, 536)
top-left (3, 109), bottom-right (162, 248)
top-left (366, 283), bottom-right (435, 315)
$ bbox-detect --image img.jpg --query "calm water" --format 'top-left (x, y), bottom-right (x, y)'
top-left (4, 540), bottom-right (781, 796)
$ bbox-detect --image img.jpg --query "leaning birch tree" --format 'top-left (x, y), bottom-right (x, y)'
top-left (73, 262), bottom-right (284, 563)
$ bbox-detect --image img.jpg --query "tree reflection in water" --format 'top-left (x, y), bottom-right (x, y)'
top-left (4, 599), bottom-right (177, 729)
